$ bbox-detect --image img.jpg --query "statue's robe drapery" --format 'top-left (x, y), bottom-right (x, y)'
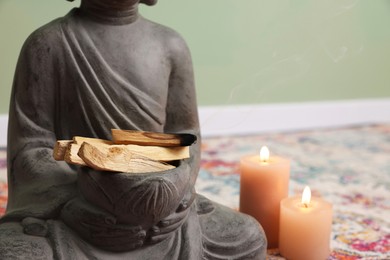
top-left (0, 9), bottom-right (265, 259)
top-left (5, 8), bottom-right (191, 222)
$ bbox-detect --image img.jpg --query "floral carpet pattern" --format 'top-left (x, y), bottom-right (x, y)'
top-left (195, 124), bottom-right (390, 259)
top-left (0, 124), bottom-right (389, 259)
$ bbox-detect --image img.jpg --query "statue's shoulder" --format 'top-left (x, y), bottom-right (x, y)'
top-left (139, 17), bottom-right (191, 56)
top-left (22, 16), bottom-right (66, 53)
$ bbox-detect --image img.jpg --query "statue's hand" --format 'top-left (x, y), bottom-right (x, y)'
top-left (21, 217), bottom-right (48, 237)
top-left (148, 191), bottom-right (195, 244)
top-left (82, 220), bottom-right (146, 252)
top-left (149, 207), bottom-right (189, 244)
top-left (61, 198), bottom-right (146, 252)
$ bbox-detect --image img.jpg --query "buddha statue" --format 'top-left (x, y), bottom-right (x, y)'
top-left (0, 0), bottom-right (266, 259)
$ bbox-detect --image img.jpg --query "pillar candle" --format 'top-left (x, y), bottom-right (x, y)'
top-left (279, 186), bottom-right (333, 260)
top-left (239, 146), bottom-right (290, 249)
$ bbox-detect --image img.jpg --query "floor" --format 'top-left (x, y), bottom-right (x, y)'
top-left (1, 124), bottom-right (389, 259)
top-left (196, 124), bottom-right (390, 259)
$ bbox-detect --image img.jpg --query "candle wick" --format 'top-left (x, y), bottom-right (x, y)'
top-left (303, 203), bottom-right (309, 208)
top-left (261, 159), bottom-right (269, 163)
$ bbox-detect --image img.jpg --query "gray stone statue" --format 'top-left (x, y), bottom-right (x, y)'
top-left (0, 0), bottom-right (267, 259)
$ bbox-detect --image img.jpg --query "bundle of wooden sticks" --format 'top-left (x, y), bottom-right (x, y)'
top-left (53, 129), bottom-right (196, 173)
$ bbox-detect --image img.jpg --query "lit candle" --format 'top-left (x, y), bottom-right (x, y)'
top-left (239, 146), bottom-right (290, 248)
top-left (279, 186), bottom-right (333, 260)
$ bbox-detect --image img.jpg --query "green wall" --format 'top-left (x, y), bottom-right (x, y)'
top-left (1, 0), bottom-right (390, 113)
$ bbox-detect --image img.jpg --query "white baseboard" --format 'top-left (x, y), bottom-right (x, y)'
top-left (1, 99), bottom-right (390, 145)
top-left (199, 99), bottom-right (390, 137)
top-left (0, 115), bottom-right (7, 147)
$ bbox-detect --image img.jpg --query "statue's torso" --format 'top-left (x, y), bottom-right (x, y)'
top-left (54, 9), bottom-right (176, 140)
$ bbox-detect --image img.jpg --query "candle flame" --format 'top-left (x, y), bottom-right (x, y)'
top-left (259, 146), bottom-right (270, 162)
top-left (301, 186), bottom-right (311, 207)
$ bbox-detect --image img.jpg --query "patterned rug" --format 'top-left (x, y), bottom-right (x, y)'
top-left (0, 124), bottom-right (389, 259)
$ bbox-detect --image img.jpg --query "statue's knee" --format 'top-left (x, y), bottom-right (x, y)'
top-left (0, 222), bottom-right (53, 260)
top-left (198, 200), bottom-right (267, 259)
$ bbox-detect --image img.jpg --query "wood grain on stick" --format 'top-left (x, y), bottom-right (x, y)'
top-left (78, 142), bottom-right (175, 173)
top-left (64, 143), bottom-right (87, 166)
top-left (119, 144), bottom-right (189, 161)
top-left (53, 131), bottom-right (191, 173)
top-left (111, 129), bottom-right (196, 147)
top-left (53, 140), bottom-right (73, 161)
top-left (73, 136), bottom-right (112, 145)
top-left (54, 137), bottom-right (111, 161)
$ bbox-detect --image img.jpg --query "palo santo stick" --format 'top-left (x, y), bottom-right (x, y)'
top-left (64, 142), bottom-right (188, 163)
top-left (78, 142), bottom-right (175, 173)
top-left (54, 137), bottom-right (111, 162)
top-left (120, 144), bottom-right (189, 161)
top-left (73, 136), bottom-right (112, 145)
top-left (53, 140), bottom-right (73, 161)
top-left (111, 129), bottom-right (196, 147)
top-left (75, 142), bottom-right (188, 162)
top-left (64, 143), bottom-right (86, 166)
top-left (65, 137), bottom-right (111, 166)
